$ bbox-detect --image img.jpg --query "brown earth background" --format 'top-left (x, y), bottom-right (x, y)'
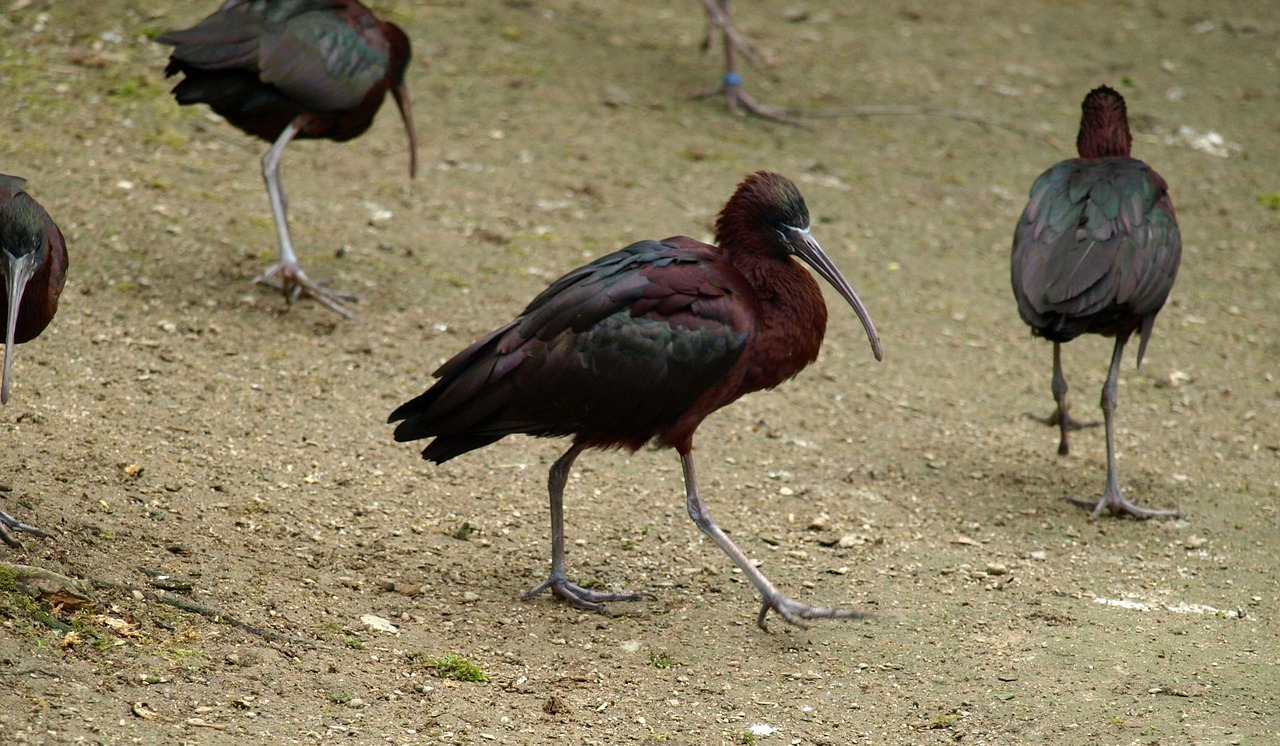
top-left (0, 0), bottom-right (1277, 744)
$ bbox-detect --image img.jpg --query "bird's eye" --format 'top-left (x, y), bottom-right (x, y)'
top-left (778, 224), bottom-right (809, 252)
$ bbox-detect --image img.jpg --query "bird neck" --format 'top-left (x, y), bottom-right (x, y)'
top-left (1077, 99), bottom-right (1132, 158)
top-left (385, 23), bottom-right (412, 85)
top-left (734, 250), bottom-right (828, 388)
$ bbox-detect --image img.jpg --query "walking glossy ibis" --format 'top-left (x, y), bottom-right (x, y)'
top-left (157, 0), bottom-right (417, 318)
top-left (693, 1), bottom-right (799, 123)
top-left (1011, 86), bottom-right (1182, 518)
top-left (391, 172), bottom-right (882, 629)
top-left (0, 174), bottom-right (67, 547)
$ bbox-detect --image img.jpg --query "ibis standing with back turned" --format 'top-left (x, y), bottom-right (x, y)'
top-left (1011, 86), bottom-right (1182, 518)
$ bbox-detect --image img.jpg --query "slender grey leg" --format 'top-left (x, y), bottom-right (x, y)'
top-left (692, 0), bottom-right (801, 124)
top-left (1050, 342), bottom-right (1071, 455)
top-left (0, 508), bottom-right (47, 549)
top-left (698, 0), bottom-right (758, 63)
top-left (1069, 332), bottom-right (1182, 519)
top-left (1028, 342), bottom-right (1099, 455)
top-left (680, 450), bottom-right (864, 630)
top-left (522, 442), bottom-right (645, 610)
top-left (254, 115), bottom-right (359, 319)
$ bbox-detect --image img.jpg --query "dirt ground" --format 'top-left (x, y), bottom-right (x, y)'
top-left (0, 0), bottom-right (1277, 743)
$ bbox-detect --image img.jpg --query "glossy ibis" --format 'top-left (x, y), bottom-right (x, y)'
top-left (1011, 86), bottom-right (1182, 519)
top-left (0, 174), bottom-right (67, 547)
top-left (391, 172), bottom-right (882, 629)
top-left (157, 0), bottom-right (417, 318)
top-left (693, 1), bottom-right (799, 123)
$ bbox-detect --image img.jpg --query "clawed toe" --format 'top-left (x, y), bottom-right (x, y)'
top-left (1068, 493), bottom-right (1183, 520)
top-left (1, 509), bottom-right (48, 549)
top-left (756, 594), bottom-right (867, 631)
top-left (693, 79), bottom-right (803, 126)
top-left (728, 88), bottom-right (803, 125)
top-left (1026, 409), bottom-right (1099, 431)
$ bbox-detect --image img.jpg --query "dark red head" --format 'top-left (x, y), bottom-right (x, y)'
top-left (717, 172), bottom-right (882, 361)
top-left (715, 171), bottom-right (810, 257)
top-left (1077, 85), bottom-right (1132, 159)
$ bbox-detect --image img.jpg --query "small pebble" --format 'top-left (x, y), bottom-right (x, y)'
top-left (360, 614), bottom-right (398, 634)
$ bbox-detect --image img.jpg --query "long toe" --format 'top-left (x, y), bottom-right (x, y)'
top-left (254, 261), bottom-right (359, 319)
top-left (522, 575), bottom-right (645, 612)
top-left (725, 86), bottom-right (803, 125)
top-left (757, 594), bottom-right (867, 631)
top-left (733, 89), bottom-right (804, 125)
top-left (1026, 408), bottom-right (1100, 431)
top-left (1026, 408), bottom-right (1101, 455)
top-left (0, 509), bottom-right (48, 549)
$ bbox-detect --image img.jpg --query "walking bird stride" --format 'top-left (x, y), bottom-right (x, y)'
top-left (693, 1), bottom-right (799, 123)
top-left (0, 175), bottom-right (68, 547)
top-left (1011, 86), bottom-right (1182, 519)
top-left (391, 172), bottom-right (882, 629)
top-left (157, 0), bottom-right (417, 318)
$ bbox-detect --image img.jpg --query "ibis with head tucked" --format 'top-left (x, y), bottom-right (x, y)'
top-left (157, 0), bottom-right (417, 318)
top-left (1011, 86), bottom-right (1182, 519)
top-left (390, 171), bottom-right (882, 629)
top-left (0, 174), bottom-right (67, 547)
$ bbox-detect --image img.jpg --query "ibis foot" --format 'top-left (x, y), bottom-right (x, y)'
top-left (255, 261), bottom-right (358, 319)
top-left (522, 573), bottom-right (645, 612)
top-left (757, 593), bottom-right (867, 631)
top-left (1028, 407), bottom-right (1100, 455)
top-left (693, 76), bottom-right (803, 125)
top-left (1068, 488), bottom-right (1182, 520)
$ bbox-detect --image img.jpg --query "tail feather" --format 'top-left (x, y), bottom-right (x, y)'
top-left (418, 433), bottom-right (506, 465)
top-left (388, 319), bottom-right (533, 463)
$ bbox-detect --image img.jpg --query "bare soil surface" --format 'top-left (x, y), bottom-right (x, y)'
top-left (1, 1), bottom-right (1277, 743)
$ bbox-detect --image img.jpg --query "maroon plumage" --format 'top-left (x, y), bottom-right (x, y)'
top-left (391, 172), bottom-right (882, 629)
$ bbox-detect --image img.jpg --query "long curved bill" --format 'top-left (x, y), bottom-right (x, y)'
top-left (2, 251), bottom-right (39, 405)
top-left (787, 227), bottom-right (883, 361)
top-left (392, 81), bottom-right (418, 179)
